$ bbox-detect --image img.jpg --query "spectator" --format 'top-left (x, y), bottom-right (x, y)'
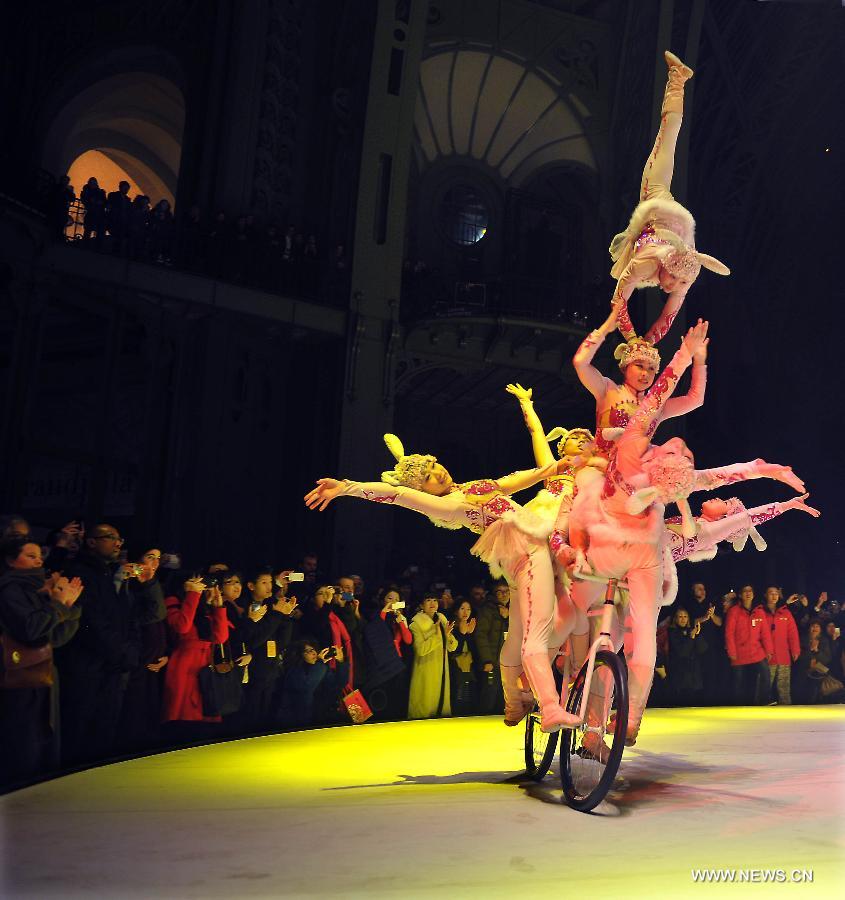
top-left (449, 599), bottom-right (478, 716)
top-left (825, 621), bottom-right (844, 682)
top-left (408, 596), bottom-right (457, 719)
top-left (149, 198), bottom-right (175, 264)
top-left (298, 551), bottom-right (322, 604)
top-left (278, 639), bottom-right (349, 728)
top-left (55, 523), bottom-right (165, 765)
top-left (207, 210), bottom-right (231, 278)
top-left (666, 608), bottom-right (708, 706)
top-left (116, 545), bottom-right (168, 752)
top-left (811, 591), bottom-right (841, 628)
top-left (231, 567), bottom-right (296, 732)
top-left (724, 585), bottom-right (772, 705)
top-left (298, 585), bottom-right (353, 691)
top-left (106, 180), bottom-right (132, 253)
top-left (80, 177), bottom-right (106, 244)
top-left (161, 574), bottom-right (233, 742)
top-left (179, 204), bottom-right (205, 269)
top-left (761, 586), bottom-right (800, 705)
top-left (437, 586), bottom-right (455, 616)
top-left (127, 195), bottom-right (151, 260)
top-left (794, 619), bottom-right (834, 704)
top-left (0, 537), bottom-right (82, 786)
top-left (49, 174), bottom-right (75, 238)
top-left (785, 592), bottom-right (813, 633)
top-left (333, 575), bottom-right (363, 684)
top-left (474, 581), bottom-right (510, 714)
top-left (684, 582), bottom-right (723, 704)
top-left (361, 587), bottom-right (411, 720)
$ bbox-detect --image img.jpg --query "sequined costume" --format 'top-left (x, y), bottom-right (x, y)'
top-left (607, 53), bottom-right (729, 347)
top-left (562, 340), bottom-right (794, 736)
top-left (572, 325), bottom-right (706, 456)
top-left (336, 467), bottom-right (577, 730)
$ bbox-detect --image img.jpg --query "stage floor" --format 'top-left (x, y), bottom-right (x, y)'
top-left (2, 707), bottom-right (844, 898)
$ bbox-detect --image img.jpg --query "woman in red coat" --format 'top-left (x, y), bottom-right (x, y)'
top-left (161, 575), bottom-right (230, 738)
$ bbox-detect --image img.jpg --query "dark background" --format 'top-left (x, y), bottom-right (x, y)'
top-left (0, 0), bottom-right (842, 599)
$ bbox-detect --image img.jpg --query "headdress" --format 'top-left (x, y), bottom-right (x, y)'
top-left (381, 434), bottom-right (436, 490)
top-left (627, 454), bottom-right (696, 515)
top-left (544, 426), bottom-right (595, 460)
top-left (614, 338), bottom-right (661, 371)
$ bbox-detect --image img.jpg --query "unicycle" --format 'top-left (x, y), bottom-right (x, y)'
top-left (559, 575), bottom-right (629, 812)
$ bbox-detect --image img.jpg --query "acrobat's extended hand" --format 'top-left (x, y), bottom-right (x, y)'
top-left (304, 478), bottom-right (344, 511)
top-left (753, 460), bottom-right (805, 494)
top-left (505, 383), bottom-right (533, 403)
top-left (681, 319), bottom-right (709, 358)
top-left (781, 493), bottom-right (820, 518)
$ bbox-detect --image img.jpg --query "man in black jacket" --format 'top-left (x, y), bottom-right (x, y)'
top-left (54, 523), bottom-right (165, 765)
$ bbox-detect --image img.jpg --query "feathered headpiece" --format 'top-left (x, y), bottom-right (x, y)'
top-left (662, 245), bottom-right (730, 282)
top-left (614, 338), bottom-right (661, 371)
top-left (381, 434), bottom-right (436, 490)
top-left (544, 426), bottom-right (595, 460)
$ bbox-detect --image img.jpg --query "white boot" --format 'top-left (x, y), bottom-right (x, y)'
top-left (523, 653), bottom-right (580, 733)
top-left (500, 665), bottom-right (534, 727)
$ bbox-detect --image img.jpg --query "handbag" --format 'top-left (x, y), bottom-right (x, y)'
top-left (0, 631), bottom-right (54, 690)
top-left (198, 643), bottom-right (244, 717)
top-left (819, 673), bottom-right (845, 699)
top-left (341, 687), bottom-right (373, 724)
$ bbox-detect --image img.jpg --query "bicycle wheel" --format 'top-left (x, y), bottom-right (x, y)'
top-left (524, 703), bottom-right (559, 781)
top-left (560, 649), bottom-right (628, 812)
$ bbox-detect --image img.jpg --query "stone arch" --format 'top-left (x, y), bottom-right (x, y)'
top-left (41, 58), bottom-right (185, 208)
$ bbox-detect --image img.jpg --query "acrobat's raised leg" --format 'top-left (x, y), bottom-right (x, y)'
top-left (640, 51), bottom-right (694, 202)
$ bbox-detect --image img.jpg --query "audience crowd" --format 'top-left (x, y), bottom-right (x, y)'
top-left (44, 173), bottom-right (352, 305)
top-left (1, 513), bottom-right (843, 793)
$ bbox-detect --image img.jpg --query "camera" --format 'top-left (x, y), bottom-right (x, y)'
top-left (392, 600), bottom-right (406, 610)
top-left (324, 646), bottom-right (338, 659)
top-left (205, 573), bottom-right (222, 589)
top-left (287, 572), bottom-right (305, 582)
top-left (249, 600), bottom-right (264, 614)
top-left (128, 563), bottom-right (145, 577)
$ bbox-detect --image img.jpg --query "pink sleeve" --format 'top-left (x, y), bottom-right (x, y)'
top-left (613, 256), bottom-right (661, 341)
top-left (342, 481), bottom-right (465, 526)
top-left (661, 363), bottom-right (706, 422)
top-left (572, 330), bottom-right (611, 401)
top-left (694, 460), bottom-right (763, 492)
top-left (644, 287), bottom-right (689, 344)
top-left (167, 591), bottom-right (201, 635)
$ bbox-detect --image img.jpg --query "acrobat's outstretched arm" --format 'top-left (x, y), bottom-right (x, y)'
top-left (505, 384), bottom-right (556, 469)
top-left (305, 478), bottom-right (465, 524)
top-left (572, 306), bottom-right (618, 401)
top-left (497, 462), bottom-right (560, 496)
top-left (613, 256), bottom-right (688, 343)
top-left (693, 460), bottom-right (806, 495)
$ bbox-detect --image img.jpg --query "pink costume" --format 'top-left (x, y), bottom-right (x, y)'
top-left (607, 53), bottom-right (729, 345)
top-left (658, 497), bottom-right (801, 611)
top-left (336, 466), bottom-right (574, 729)
top-left (572, 325), bottom-right (706, 457)
top-left (563, 342), bottom-right (789, 733)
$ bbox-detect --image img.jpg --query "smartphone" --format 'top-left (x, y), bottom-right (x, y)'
top-left (392, 600), bottom-right (406, 610)
top-left (287, 572), bottom-right (305, 582)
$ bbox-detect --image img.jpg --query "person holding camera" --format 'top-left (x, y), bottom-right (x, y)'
top-left (231, 567), bottom-right (297, 733)
top-left (54, 523), bottom-right (166, 766)
top-left (278, 639), bottom-right (349, 728)
top-left (117, 545), bottom-right (169, 753)
top-left (359, 587), bottom-right (412, 721)
top-left (298, 585), bottom-right (354, 691)
top-left (449, 600), bottom-right (479, 716)
top-left (161, 573), bottom-right (231, 742)
top-left (408, 596), bottom-right (458, 719)
top-left (0, 537), bottom-right (82, 786)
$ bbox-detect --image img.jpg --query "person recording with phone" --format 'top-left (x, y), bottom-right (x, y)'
top-left (278, 639), bottom-right (349, 728)
top-left (332, 575), bottom-right (364, 686)
top-left (449, 600), bottom-right (479, 716)
top-left (358, 587), bottom-right (412, 721)
top-left (230, 567), bottom-right (297, 732)
top-left (298, 584), bottom-right (354, 691)
top-left (161, 572), bottom-right (230, 743)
